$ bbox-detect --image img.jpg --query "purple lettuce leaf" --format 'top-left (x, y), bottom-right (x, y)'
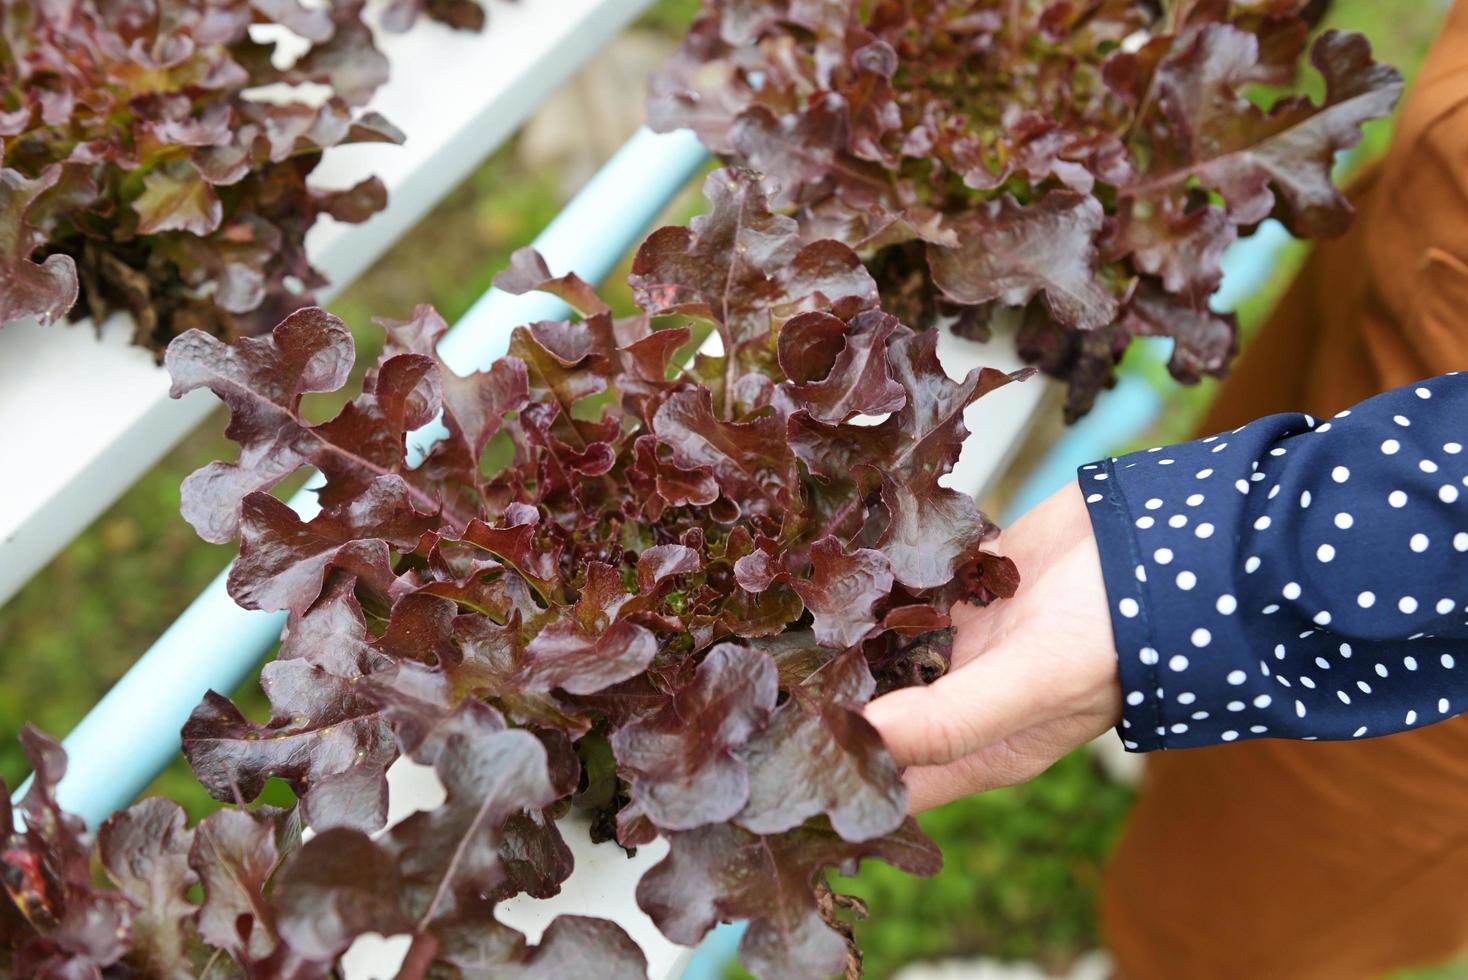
top-left (650, 0), bottom-right (1402, 418)
top-left (0, 0), bottom-right (400, 351)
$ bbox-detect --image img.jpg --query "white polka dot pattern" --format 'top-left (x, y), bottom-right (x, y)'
top-left (1082, 374), bottom-right (1468, 752)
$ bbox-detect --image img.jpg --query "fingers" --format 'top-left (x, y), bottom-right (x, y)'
top-left (900, 741), bottom-right (1052, 812)
top-left (946, 599), bottom-right (1005, 669)
top-left (864, 641), bottom-right (1055, 767)
top-left (899, 714), bottom-right (1119, 811)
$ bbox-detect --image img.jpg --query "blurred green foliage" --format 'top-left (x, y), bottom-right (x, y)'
top-left (843, 752), bottom-right (1132, 975)
top-left (637, 0), bottom-right (701, 32)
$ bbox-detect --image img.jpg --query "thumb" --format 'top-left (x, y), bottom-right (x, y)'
top-left (864, 642), bottom-right (1054, 767)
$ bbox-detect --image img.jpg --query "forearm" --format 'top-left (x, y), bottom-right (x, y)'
top-left (1082, 374), bottom-right (1468, 751)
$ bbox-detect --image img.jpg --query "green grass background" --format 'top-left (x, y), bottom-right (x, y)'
top-left (0, 1), bottom-right (1459, 976)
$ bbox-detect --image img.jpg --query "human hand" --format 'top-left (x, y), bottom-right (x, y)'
top-left (864, 481), bottom-right (1125, 812)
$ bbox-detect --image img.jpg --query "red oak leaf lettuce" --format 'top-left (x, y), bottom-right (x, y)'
top-left (650, 1), bottom-right (1402, 418)
top-left (0, 0), bottom-right (401, 352)
top-left (0, 727), bottom-right (643, 978)
top-left (155, 170), bottom-right (1023, 976)
top-left (637, 818), bottom-right (942, 979)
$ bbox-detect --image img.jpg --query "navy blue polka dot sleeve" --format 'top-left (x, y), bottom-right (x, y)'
top-left (1080, 373), bottom-right (1468, 752)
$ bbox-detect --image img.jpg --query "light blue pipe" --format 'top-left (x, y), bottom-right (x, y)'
top-left (1210, 219), bottom-right (1291, 314)
top-left (439, 127), bottom-right (710, 372)
top-left (1000, 370), bottom-right (1165, 524)
top-left (1002, 220), bottom-right (1291, 522)
top-left (680, 922), bottom-right (746, 980)
top-left (33, 127), bottom-right (710, 828)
